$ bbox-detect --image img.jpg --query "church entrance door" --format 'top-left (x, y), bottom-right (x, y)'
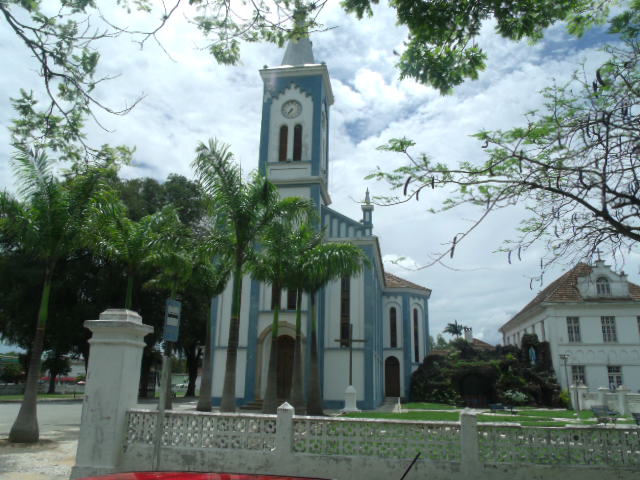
top-left (276, 335), bottom-right (295, 400)
top-left (384, 356), bottom-right (400, 397)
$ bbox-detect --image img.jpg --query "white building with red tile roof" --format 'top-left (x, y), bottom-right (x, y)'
top-left (499, 260), bottom-right (640, 391)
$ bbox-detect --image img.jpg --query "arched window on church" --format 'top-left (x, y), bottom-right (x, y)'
top-left (279, 125), bottom-right (288, 162)
top-left (287, 289), bottom-right (297, 310)
top-left (389, 307), bottom-right (397, 348)
top-left (271, 284), bottom-right (280, 310)
top-left (293, 124), bottom-right (302, 161)
top-left (340, 276), bottom-right (350, 346)
top-left (596, 277), bottom-right (611, 296)
top-left (413, 308), bottom-right (420, 363)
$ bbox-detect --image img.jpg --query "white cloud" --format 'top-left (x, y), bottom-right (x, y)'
top-left (1, 0), bottom-right (637, 348)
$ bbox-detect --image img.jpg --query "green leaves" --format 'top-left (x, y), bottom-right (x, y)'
top-left (342, 0), bottom-right (627, 93)
top-left (371, 30), bottom-right (640, 274)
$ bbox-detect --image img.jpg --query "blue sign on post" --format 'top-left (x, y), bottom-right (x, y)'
top-left (163, 299), bottom-right (181, 342)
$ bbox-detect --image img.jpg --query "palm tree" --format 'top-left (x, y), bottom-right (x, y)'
top-left (284, 225), bottom-right (323, 413)
top-left (302, 241), bottom-right (368, 415)
top-left (250, 218), bottom-right (313, 413)
top-left (192, 138), bottom-right (311, 412)
top-left (444, 320), bottom-right (464, 339)
top-left (194, 255), bottom-right (231, 412)
top-left (144, 211), bottom-right (196, 410)
top-left (286, 225), bottom-right (369, 415)
top-left (88, 192), bottom-right (178, 309)
top-left (0, 147), bottom-right (108, 443)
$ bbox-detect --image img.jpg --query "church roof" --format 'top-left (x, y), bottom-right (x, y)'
top-left (384, 272), bottom-right (431, 294)
top-left (500, 263), bottom-right (640, 332)
top-left (281, 37), bottom-right (315, 66)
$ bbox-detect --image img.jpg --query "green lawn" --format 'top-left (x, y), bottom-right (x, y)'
top-left (346, 403), bottom-right (637, 426)
top-left (0, 393), bottom-right (84, 401)
top-left (346, 411), bottom-right (460, 421)
top-left (403, 402), bottom-right (459, 410)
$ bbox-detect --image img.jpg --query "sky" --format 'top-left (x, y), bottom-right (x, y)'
top-left (1, 0), bottom-right (638, 349)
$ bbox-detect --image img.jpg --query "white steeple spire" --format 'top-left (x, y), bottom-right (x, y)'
top-left (281, 5), bottom-right (315, 66)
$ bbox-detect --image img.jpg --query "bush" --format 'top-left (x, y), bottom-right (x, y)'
top-left (0, 363), bottom-right (24, 383)
top-left (558, 389), bottom-right (571, 409)
top-left (503, 389), bottom-right (528, 405)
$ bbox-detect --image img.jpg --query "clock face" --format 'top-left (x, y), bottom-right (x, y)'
top-left (282, 100), bottom-right (302, 119)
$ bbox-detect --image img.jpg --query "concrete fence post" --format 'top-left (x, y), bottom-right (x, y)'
top-left (616, 385), bottom-right (630, 415)
top-left (576, 385), bottom-right (588, 410)
top-left (569, 384), bottom-right (578, 410)
top-left (70, 309), bottom-right (153, 479)
top-left (597, 387), bottom-right (608, 406)
top-left (276, 402), bottom-right (295, 455)
top-left (460, 409), bottom-right (480, 477)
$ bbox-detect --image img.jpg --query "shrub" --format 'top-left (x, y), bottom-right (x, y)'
top-left (503, 389), bottom-right (528, 405)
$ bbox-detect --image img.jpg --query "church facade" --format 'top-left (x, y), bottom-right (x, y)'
top-left (208, 36), bottom-right (431, 410)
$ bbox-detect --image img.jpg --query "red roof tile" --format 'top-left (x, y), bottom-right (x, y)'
top-left (501, 263), bottom-right (640, 331)
top-left (384, 272), bottom-right (431, 293)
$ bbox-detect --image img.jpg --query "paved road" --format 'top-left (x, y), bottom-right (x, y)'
top-left (0, 401), bottom-right (83, 438)
top-left (0, 399), bottom-right (198, 480)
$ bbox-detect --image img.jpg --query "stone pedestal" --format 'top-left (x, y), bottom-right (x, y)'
top-left (460, 409), bottom-right (480, 477)
top-left (342, 385), bottom-right (359, 413)
top-left (576, 384), bottom-right (588, 411)
top-left (597, 387), bottom-right (608, 406)
top-left (616, 385), bottom-right (630, 415)
top-left (71, 309), bottom-right (153, 479)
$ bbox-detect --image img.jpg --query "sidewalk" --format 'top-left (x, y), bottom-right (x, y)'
top-left (0, 397), bottom-right (393, 480)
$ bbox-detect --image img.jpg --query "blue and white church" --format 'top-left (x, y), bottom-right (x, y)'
top-left (209, 35), bottom-right (432, 410)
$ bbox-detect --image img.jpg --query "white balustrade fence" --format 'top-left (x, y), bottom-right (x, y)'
top-left (70, 312), bottom-right (640, 480)
top-left (117, 405), bottom-right (640, 480)
top-left (572, 385), bottom-right (640, 414)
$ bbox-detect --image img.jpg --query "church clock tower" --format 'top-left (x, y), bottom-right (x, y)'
top-left (258, 32), bottom-right (334, 207)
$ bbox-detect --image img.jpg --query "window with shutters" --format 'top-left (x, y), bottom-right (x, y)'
top-left (293, 124), bottom-right (302, 161)
top-left (340, 276), bottom-right (350, 346)
top-left (271, 284), bottom-right (280, 310)
top-left (278, 125), bottom-right (288, 162)
top-left (566, 317), bottom-right (581, 343)
top-left (286, 289), bottom-right (297, 310)
top-left (389, 307), bottom-right (397, 348)
top-left (608, 366), bottom-right (622, 387)
top-left (571, 365), bottom-right (586, 386)
top-left (601, 316), bottom-right (617, 342)
top-left (596, 277), bottom-right (611, 296)
top-left (413, 308), bottom-right (420, 363)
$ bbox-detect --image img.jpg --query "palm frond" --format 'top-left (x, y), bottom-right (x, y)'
top-left (10, 146), bottom-right (54, 200)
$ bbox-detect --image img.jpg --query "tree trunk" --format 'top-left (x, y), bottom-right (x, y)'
top-left (197, 299), bottom-right (215, 412)
top-left (290, 289), bottom-right (305, 414)
top-left (307, 291), bottom-right (323, 415)
top-left (262, 288), bottom-right (280, 414)
top-left (9, 270), bottom-right (52, 443)
top-left (220, 264), bottom-right (243, 412)
top-left (125, 273), bottom-right (134, 310)
top-left (47, 371), bottom-right (57, 395)
top-left (185, 343), bottom-right (199, 398)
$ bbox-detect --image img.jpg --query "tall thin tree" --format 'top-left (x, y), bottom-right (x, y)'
top-left (1, 147), bottom-right (109, 443)
top-left (192, 138), bottom-right (311, 412)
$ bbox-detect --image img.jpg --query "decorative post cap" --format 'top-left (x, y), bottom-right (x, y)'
top-left (277, 402), bottom-right (294, 413)
top-left (98, 309), bottom-right (143, 324)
